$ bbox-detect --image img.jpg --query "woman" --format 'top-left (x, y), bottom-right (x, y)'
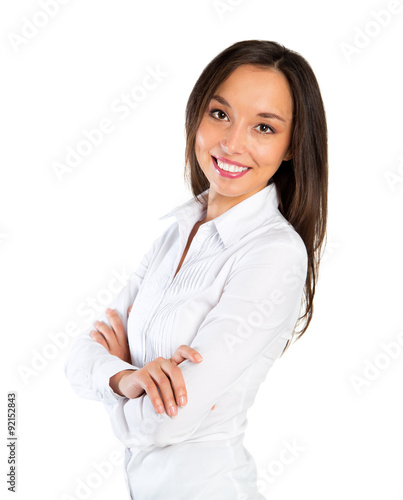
top-left (65, 39), bottom-right (328, 499)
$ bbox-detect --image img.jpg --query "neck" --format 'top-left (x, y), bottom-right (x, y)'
top-left (201, 185), bottom-right (267, 223)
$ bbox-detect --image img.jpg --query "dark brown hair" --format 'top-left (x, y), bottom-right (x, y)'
top-left (184, 40), bottom-right (328, 356)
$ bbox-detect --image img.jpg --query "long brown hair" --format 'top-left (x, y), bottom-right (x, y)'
top-left (184, 40), bottom-right (328, 356)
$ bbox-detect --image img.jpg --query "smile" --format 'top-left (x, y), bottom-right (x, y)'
top-left (212, 156), bottom-right (251, 178)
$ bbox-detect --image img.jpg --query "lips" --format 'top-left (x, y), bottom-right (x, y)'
top-left (211, 156), bottom-right (251, 179)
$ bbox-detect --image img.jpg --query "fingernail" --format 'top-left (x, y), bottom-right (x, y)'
top-left (157, 405), bottom-right (164, 414)
top-left (178, 396), bottom-right (186, 406)
top-left (106, 308), bottom-right (112, 314)
top-left (194, 354), bottom-right (203, 361)
top-left (169, 405), bottom-right (177, 417)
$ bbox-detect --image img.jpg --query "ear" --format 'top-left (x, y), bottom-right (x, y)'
top-left (283, 150), bottom-right (292, 162)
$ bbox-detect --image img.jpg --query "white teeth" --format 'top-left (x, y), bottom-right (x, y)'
top-left (216, 158), bottom-right (249, 173)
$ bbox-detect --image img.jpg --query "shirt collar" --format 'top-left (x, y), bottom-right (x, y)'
top-left (158, 183), bottom-right (280, 248)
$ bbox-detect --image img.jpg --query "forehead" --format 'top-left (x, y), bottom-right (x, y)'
top-left (214, 64), bottom-right (293, 117)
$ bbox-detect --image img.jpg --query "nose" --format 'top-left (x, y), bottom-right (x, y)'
top-left (219, 122), bottom-right (248, 155)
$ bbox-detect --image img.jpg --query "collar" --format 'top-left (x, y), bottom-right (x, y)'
top-left (158, 183), bottom-right (280, 248)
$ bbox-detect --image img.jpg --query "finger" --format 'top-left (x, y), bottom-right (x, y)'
top-left (106, 309), bottom-right (127, 346)
top-left (90, 330), bottom-right (110, 351)
top-left (159, 358), bottom-right (188, 409)
top-left (148, 359), bottom-right (179, 417)
top-left (94, 320), bottom-right (117, 347)
top-left (127, 304), bottom-right (133, 317)
top-left (170, 345), bottom-right (203, 365)
top-left (136, 371), bottom-right (165, 415)
top-left (211, 404), bottom-right (216, 410)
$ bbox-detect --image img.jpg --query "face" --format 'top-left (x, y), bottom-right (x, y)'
top-left (195, 64), bottom-right (293, 202)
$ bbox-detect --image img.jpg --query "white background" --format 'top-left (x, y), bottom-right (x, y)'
top-left (1, 0), bottom-right (403, 499)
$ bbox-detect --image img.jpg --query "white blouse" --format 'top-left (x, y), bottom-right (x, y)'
top-left (65, 182), bottom-right (308, 500)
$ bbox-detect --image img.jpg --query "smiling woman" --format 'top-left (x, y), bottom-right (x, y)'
top-left (65, 40), bottom-right (328, 499)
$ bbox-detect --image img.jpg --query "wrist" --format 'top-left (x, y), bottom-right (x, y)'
top-left (109, 369), bottom-right (135, 396)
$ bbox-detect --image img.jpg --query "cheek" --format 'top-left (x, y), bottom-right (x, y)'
top-left (195, 131), bottom-right (206, 166)
top-left (195, 119), bottom-right (217, 153)
top-left (257, 139), bottom-right (290, 165)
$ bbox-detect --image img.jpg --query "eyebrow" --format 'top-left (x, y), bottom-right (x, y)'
top-left (210, 94), bottom-right (287, 123)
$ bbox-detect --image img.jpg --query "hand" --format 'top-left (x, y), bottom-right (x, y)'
top-left (92, 308), bottom-right (216, 414)
top-left (110, 345), bottom-right (215, 417)
top-left (169, 347), bottom-right (216, 412)
top-left (90, 307), bottom-right (131, 364)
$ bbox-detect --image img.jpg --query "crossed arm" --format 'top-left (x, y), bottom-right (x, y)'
top-left (65, 231), bottom-right (307, 450)
top-left (89, 306), bottom-right (215, 417)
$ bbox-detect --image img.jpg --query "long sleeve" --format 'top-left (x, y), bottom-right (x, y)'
top-left (107, 237), bottom-right (308, 450)
top-left (64, 233), bottom-right (161, 405)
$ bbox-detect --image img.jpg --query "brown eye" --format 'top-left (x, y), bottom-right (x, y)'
top-left (256, 123), bottom-right (275, 134)
top-left (210, 109), bottom-right (228, 120)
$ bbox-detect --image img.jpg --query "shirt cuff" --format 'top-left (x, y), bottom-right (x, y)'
top-left (92, 357), bottom-right (140, 404)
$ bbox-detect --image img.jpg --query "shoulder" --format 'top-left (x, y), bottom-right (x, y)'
top-left (237, 212), bottom-right (308, 270)
top-left (152, 220), bottom-right (179, 249)
top-left (224, 218), bottom-right (308, 298)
